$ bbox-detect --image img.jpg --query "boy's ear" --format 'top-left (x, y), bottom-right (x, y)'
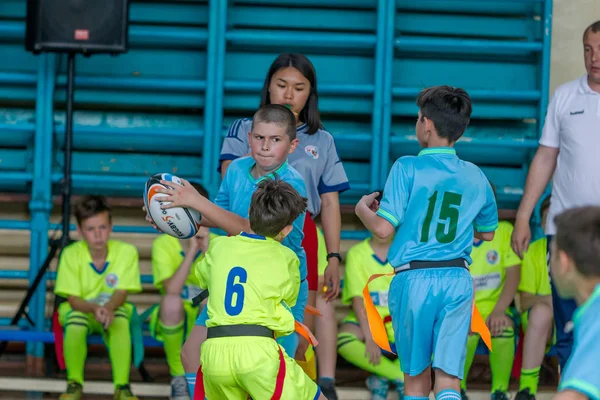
top-left (559, 250), bottom-right (575, 275)
top-left (424, 116), bottom-right (434, 133)
top-left (289, 138), bottom-right (299, 154)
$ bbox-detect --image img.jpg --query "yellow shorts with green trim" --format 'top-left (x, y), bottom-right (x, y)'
top-left (148, 301), bottom-right (199, 342)
top-left (520, 308), bottom-right (556, 351)
top-left (201, 336), bottom-right (320, 400)
top-left (58, 302), bottom-right (133, 334)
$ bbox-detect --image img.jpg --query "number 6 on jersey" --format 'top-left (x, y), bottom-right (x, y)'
top-left (224, 267), bottom-right (247, 316)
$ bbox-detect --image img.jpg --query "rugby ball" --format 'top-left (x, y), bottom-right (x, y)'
top-left (144, 173), bottom-right (202, 239)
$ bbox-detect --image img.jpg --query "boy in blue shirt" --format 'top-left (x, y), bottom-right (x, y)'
top-left (356, 85), bottom-right (498, 400)
top-left (549, 206), bottom-right (600, 400)
top-left (150, 104), bottom-right (309, 396)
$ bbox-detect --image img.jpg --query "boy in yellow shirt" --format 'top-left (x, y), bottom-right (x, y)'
top-left (196, 178), bottom-right (326, 399)
top-left (54, 195), bottom-right (142, 400)
top-left (461, 218), bottom-right (521, 400)
top-left (149, 182), bottom-right (216, 400)
top-left (514, 196), bottom-right (554, 400)
top-left (338, 192), bottom-right (405, 400)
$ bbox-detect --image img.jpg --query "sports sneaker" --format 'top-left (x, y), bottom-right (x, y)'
top-left (170, 376), bottom-right (191, 400)
top-left (461, 389), bottom-right (470, 400)
top-left (366, 375), bottom-right (390, 400)
top-left (318, 379), bottom-right (339, 400)
top-left (59, 382), bottom-right (83, 400)
top-left (394, 379), bottom-right (405, 400)
top-left (491, 390), bottom-right (509, 400)
top-left (114, 384), bottom-right (139, 400)
top-left (515, 389), bottom-right (536, 400)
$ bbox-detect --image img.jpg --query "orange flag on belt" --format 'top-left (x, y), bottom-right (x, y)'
top-left (362, 273), bottom-right (492, 354)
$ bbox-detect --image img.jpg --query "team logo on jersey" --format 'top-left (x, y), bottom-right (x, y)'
top-left (105, 273), bottom-right (119, 289)
top-left (304, 145), bottom-right (319, 159)
top-left (486, 250), bottom-right (499, 265)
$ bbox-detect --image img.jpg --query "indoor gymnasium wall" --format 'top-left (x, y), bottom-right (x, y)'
top-left (549, 0), bottom-right (600, 96)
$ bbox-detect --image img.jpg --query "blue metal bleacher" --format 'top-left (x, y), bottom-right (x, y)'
top-left (0, 0), bottom-right (552, 359)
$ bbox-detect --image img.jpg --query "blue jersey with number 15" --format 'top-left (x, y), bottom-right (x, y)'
top-left (376, 147), bottom-right (498, 268)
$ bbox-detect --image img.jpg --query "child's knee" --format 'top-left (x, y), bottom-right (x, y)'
top-left (108, 314), bottom-right (131, 333)
top-left (492, 325), bottom-right (515, 339)
top-left (160, 294), bottom-right (185, 323)
top-left (64, 322), bottom-right (89, 338)
top-left (528, 303), bottom-right (553, 333)
top-left (64, 311), bottom-right (92, 333)
top-left (337, 323), bottom-right (362, 341)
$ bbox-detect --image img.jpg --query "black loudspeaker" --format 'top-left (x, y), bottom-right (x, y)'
top-left (25, 0), bottom-right (130, 55)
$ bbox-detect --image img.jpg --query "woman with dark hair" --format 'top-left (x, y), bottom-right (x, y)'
top-left (218, 53), bottom-right (349, 399)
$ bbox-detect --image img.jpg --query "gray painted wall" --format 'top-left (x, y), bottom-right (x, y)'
top-left (550, 0), bottom-right (600, 94)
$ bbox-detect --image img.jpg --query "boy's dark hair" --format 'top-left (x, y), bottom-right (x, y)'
top-left (583, 20), bottom-right (600, 41)
top-left (260, 53), bottom-right (322, 135)
top-left (252, 104), bottom-right (297, 141)
top-left (189, 181), bottom-right (209, 199)
top-left (416, 85), bottom-right (472, 143)
top-left (554, 206), bottom-right (600, 277)
top-left (74, 195), bottom-right (112, 226)
top-left (249, 178), bottom-right (308, 238)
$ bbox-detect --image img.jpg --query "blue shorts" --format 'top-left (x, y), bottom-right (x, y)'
top-left (195, 279), bottom-right (309, 357)
top-left (388, 267), bottom-right (473, 379)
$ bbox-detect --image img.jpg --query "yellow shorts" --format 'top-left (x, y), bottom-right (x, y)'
top-left (200, 336), bottom-right (320, 400)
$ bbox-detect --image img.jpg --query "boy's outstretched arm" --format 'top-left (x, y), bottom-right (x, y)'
top-left (355, 192), bottom-right (395, 240)
top-left (157, 178), bottom-right (250, 235)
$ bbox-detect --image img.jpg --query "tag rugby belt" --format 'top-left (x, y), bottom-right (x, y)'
top-left (362, 258), bottom-right (493, 354)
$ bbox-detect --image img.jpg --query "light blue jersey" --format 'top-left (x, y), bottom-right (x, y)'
top-left (215, 156), bottom-right (308, 281)
top-left (558, 284), bottom-right (600, 400)
top-left (377, 147), bottom-right (498, 268)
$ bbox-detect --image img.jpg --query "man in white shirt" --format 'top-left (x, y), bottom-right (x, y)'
top-left (511, 20), bottom-right (600, 371)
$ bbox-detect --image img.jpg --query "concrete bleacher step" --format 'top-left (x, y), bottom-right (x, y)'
top-left (0, 379), bottom-right (559, 400)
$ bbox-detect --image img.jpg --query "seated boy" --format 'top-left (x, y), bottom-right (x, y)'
top-left (196, 178), bottom-right (326, 399)
top-left (338, 192), bottom-right (405, 400)
top-left (149, 104), bottom-right (308, 393)
top-left (461, 218), bottom-right (521, 400)
top-left (54, 195), bottom-right (142, 400)
top-left (149, 182), bottom-right (216, 400)
top-left (515, 196), bottom-right (554, 400)
top-left (549, 206), bottom-right (600, 400)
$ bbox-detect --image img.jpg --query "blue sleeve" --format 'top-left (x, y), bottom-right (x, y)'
top-left (214, 167), bottom-right (232, 211)
top-left (376, 160), bottom-right (410, 228)
top-left (317, 134), bottom-right (350, 194)
top-left (558, 306), bottom-right (600, 400)
top-left (474, 177), bottom-right (499, 232)
top-left (218, 119), bottom-right (250, 172)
